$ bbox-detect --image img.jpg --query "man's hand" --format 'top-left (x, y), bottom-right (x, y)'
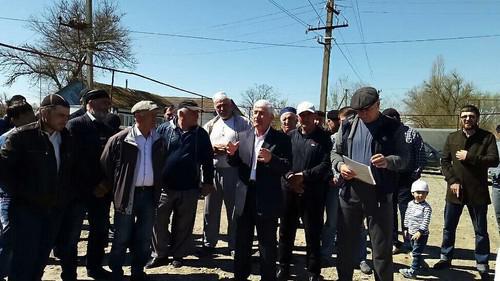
top-left (213, 144), bottom-right (227, 155)
top-left (371, 153), bottom-right (388, 168)
top-left (257, 148), bottom-right (272, 163)
top-left (450, 183), bottom-right (461, 198)
top-left (329, 177), bottom-right (339, 187)
top-left (226, 141), bottom-right (240, 156)
top-left (411, 231), bottom-right (422, 241)
top-left (200, 183), bottom-right (215, 196)
top-left (455, 150), bottom-right (468, 161)
top-left (94, 182), bottom-right (109, 198)
top-left (287, 173), bottom-right (304, 194)
top-left (340, 164), bottom-right (356, 180)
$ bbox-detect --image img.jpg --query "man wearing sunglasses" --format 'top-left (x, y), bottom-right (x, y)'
top-left (434, 105), bottom-right (499, 281)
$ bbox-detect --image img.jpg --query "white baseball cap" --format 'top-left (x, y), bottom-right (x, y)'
top-left (296, 101), bottom-right (316, 115)
top-left (411, 179), bottom-right (429, 193)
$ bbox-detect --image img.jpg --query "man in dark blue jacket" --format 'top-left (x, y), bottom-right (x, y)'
top-left (147, 100), bottom-right (215, 269)
top-left (331, 87), bottom-right (410, 281)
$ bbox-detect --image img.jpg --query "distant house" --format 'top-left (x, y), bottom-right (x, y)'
top-left (56, 81), bottom-right (215, 126)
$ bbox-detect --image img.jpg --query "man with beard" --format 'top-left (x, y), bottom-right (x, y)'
top-left (277, 101), bottom-right (332, 281)
top-left (61, 89), bottom-right (114, 280)
top-left (433, 105), bottom-right (499, 281)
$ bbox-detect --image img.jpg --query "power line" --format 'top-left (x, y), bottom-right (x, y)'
top-left (351, 0), bottom-right (374, 78)
top-left (306, 0), bottom-right (325, 25)
top-left (336, 34), bottom-right (500, 45)
top-left (0, 41), bottom-right (210, 99)
top-left (333, 39), bottom-right (364, 82)
top-left (267, 0), bottom-right (310, 28)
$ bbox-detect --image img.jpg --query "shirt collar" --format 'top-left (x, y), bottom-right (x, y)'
top-left (254, 126), bottom-right (271, 139)
top-left (86, 111), bottom-right (96, 121)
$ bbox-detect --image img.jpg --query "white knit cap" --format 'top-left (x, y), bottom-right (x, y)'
top-left (411, 179), bottom-right (429, 193)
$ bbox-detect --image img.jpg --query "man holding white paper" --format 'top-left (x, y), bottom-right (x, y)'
top-left (331, 87), bottom-right (410, 281)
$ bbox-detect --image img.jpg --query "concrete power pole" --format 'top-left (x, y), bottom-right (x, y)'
top-left (308, 0), bottom-right (347, 112)
top-left (86, 0), bottom-right (93, 89)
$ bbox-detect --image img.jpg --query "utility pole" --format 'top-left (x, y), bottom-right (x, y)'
top-left (86, 0), bottom-right (93, 89)
top-left (308, 0), bottom-right (347, 112)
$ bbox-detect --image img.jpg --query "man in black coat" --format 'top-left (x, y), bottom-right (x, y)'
top-left (60, 89), bottom-right (114, 280)
top-left (1, 94), bottom-right (77, 280)
top-left (227, 99), bottom-right (292, 281)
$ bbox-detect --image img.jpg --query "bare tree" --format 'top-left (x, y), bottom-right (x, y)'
top-left (240, 84), bottom-right (287, 115)
top-left (0, 0), bottom-right (135, 91)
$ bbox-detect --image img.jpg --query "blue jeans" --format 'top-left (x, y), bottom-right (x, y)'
top-left (410, 234), bottom-right (428, 270)
top-left (9, 205), bottom-right (63, 280)
top-left (110, 188), bottom-right (155, 277)
top-left (55, 201), bottom-right (86, 281)
top-left (0, 192), bottom-right (12, 278)
top-left (440, 202), bottom-right (490, 265)
top-left (321, 187), bottom-right (339, 258)
top-left (491, 177), bottom-right (500, 234)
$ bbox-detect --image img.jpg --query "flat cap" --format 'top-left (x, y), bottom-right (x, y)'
top-left (131, 100), bottom-right (159, 114)
top-left (350, 87), bottom-right (379, 110)
top-left (279, 106), bottom-right (296, 116)
top-left (382, 108), bottom-right (401, 122)
top-left (84, 89), bottom-right (109, 102)
top-left (178, 99), bottom-right (202, 111)
top-left (327, 110), bottom-right (339, 121)
top-left (41, 94), bottom-right (70, 108)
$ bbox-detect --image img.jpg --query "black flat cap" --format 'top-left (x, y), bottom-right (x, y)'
top-left (327, 110), bottom-right (339, 121)
top-left (85, 89), bottom-right (109, 102)
top-left (350, 87), bottom-right (379, 110)
top-left (178, 99), bottom-right (202, 111)
top-left (382, 108), bottom-right (401, 122)
top-left (41, 94), bottom-right (70, 108)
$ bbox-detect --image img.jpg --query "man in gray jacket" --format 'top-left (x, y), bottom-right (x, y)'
top-left (332, 87), bottom-right (410, 281)
top-left (100, 101), bottom-right (164, 281)
top-left (200, 92), bottom-right (251, 256)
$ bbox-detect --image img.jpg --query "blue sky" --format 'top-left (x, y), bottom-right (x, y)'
top-left (0, 0), bottom-right (499, 109)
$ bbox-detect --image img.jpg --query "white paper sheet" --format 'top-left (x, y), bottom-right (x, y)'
top-left (343, 156), bottom-right (377, 185)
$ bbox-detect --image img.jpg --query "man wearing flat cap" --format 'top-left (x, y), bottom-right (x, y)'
top-left (331, 87), bottom-right (410, 281)
top-left (59, 89), bottom-right (114, 280)
top-left (1, 94), bottom-right (78, 280)
top-left (147, 99), bottom-right (214, 268)
top-left (101, 100), bottom-right (164, 281)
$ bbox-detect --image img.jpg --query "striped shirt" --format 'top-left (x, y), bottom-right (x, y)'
top-left (403, 200), bottom-right (432, 235)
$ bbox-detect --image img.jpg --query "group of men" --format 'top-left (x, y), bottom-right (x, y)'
top-left (0, 85), bottom-right (498, 281)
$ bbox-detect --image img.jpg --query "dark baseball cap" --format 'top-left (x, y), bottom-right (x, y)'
top-left (382, 108), bottom-right (401, 122)
top-left (350, 87), bottom-right (379, 110)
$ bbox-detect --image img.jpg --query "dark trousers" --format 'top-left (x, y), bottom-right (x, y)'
top-left (278, 191), bottom-right (324, 275)
top-left (410, 234), bottom-right (428, 270)
top-left (9, 205), bottom-right (63, 281)
top-left (110, 188), bottom-right (155, 277)
top-left (337, 185), bottom-right (393, 281)
top-left (55, 201), bottom-right (86, 281)
top-left (440, 202), bottom-right (490, 265)
top-left (0, 192), bottom-right (13, 278)
top-left (83, 194), bottom-right (112, 270)
top-left (151, 189), bottom-right (199, 259)
top-left (234, 187), bottom-right (278, 281)
top-left (392, 184), bottom-right (412, 247)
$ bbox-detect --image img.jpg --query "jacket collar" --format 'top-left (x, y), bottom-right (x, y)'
top-left (124, 124), bottom-right (160, 146)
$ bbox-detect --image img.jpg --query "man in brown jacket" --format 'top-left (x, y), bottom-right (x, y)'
top-left (434, 105), bottom-right (499, 281)
top-left (100, 100), bottom-right (164, 281)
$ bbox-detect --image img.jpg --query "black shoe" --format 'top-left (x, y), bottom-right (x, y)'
top-left (145, 257), bottom-right (169, 269)
top-left (276, 265), bottom-right (289, 281)
top-left (131, 272), bottom-right (149, 281)
top-left (480, 271), bottom-right (490, 281)
top-left (197, 246), bottom-right (216, 257)
top-left (433, 259), bottom-right (451, 270)
top-left (87, 267), bottom-right (112, 280)
top-left (171, 258), bottom-right (183, 268)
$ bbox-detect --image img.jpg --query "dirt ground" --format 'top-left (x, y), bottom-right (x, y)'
top-left (42, 174), bottom-right (499, 281)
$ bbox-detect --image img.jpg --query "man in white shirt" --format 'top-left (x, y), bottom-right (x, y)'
top-left (101, 100), bottom-right (164, 281)
top-left (200, 92), bottom-right (251, 256)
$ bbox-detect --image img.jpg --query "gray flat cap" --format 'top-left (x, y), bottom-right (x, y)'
top-left (350, 87), bottom-right (379, 110)
top-left (131, 100), bottom-right (159, 114)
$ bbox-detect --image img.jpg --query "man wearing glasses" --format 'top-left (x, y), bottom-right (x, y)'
top-left (434, 105), bottom-right (499, 281)
top-left (331, 87), bottom-right (410, 281)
